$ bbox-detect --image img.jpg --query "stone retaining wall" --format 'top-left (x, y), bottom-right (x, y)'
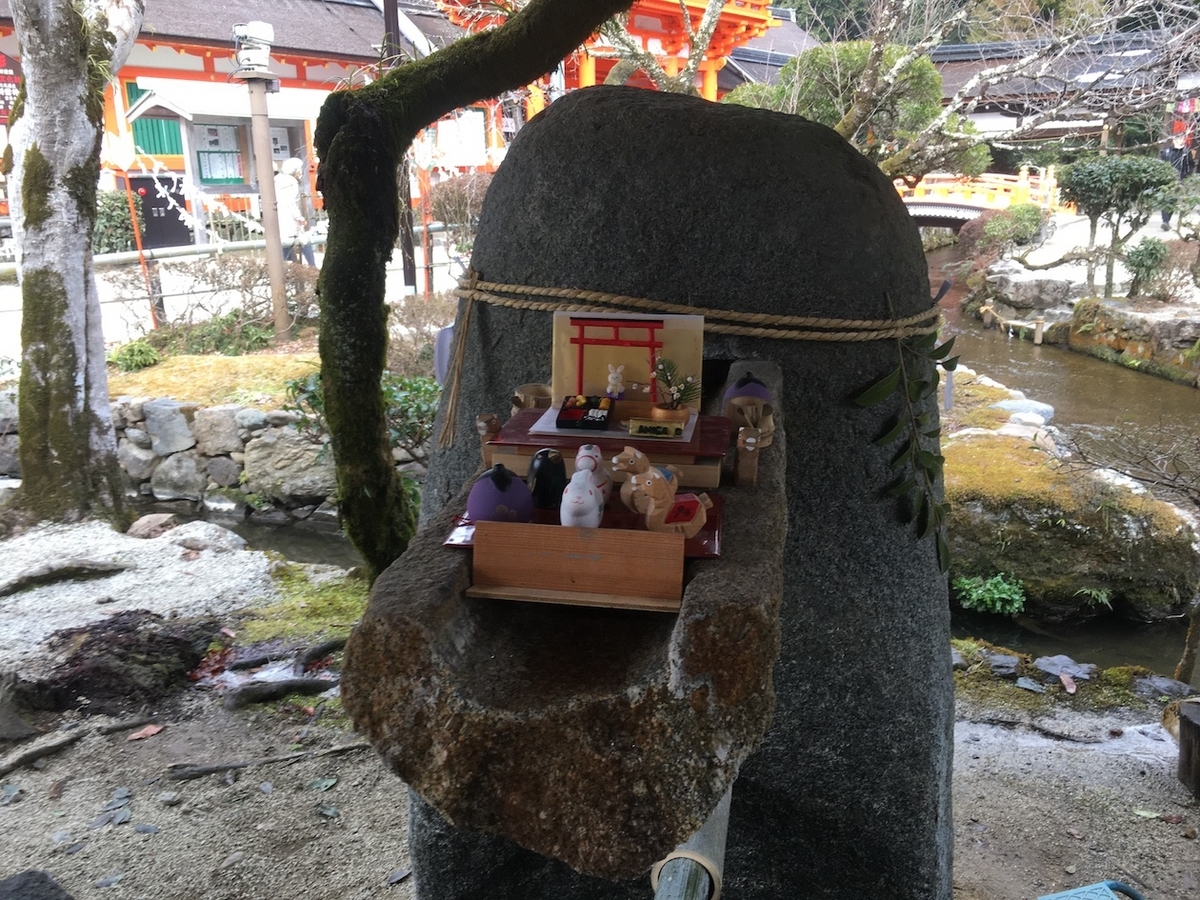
top-left (0, 391), bottom-right (342, 523)
top-left (972, 262), bottom-right (1200, 387)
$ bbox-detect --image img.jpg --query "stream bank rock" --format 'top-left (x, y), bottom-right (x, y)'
top-left (967, 238), bottom-right (1200, 386)
top-left (1068, 298), bottom-right (1200, 386)
top-left (945, 430), bottom-right (1200, 622)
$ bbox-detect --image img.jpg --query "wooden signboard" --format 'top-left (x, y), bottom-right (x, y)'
top-left (466, 522), bottom-right (684, 612)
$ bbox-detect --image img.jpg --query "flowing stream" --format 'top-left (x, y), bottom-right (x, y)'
top-left (928, 246), bottom-right (1198, 685)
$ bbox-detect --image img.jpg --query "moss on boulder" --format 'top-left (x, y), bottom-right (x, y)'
top-left (945, 433), bottom-right (1199, 623)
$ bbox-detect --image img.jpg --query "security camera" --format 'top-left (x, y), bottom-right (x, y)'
top-left (233, 21), bottom-right (274, 45)
top-left (233, 21), bottom-right (275, 76)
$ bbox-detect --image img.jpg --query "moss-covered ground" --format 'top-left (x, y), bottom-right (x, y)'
top-left (107, 353), bottom-right (318, 408)
top-left (951, 637), bottom-right (1165, 718)
top-left (939, 372), bottom-right (1013, 432)
top-left (237, 561), bottom-right (370, 643)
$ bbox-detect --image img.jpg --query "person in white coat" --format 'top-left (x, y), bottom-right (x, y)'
top-left (274, 157), bottom-right (315, 266)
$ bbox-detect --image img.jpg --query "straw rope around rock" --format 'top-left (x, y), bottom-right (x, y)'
top-left (454, 273), bottom-right (943, 341)
top-left (437, 270), bottom-right (942, 448)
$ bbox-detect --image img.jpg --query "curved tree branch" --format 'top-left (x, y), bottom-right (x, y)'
top-left (314, 0), bottom-right (634, 580)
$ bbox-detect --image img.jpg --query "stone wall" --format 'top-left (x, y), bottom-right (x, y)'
top-left (1067, 299), bottom-right (1200, 386)
top-left (0, 391), bottom-right (341, 522)
top-left (0, 388), bottom-right (16, 482)
top-left (970, 261), bottom-right (1200, 387)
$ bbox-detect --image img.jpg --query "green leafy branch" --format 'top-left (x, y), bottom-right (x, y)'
top-left (854, 326), bottom-right (958, 572)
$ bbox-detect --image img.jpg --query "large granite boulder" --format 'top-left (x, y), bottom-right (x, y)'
top-left (0, 388), bottom-right (17, 477)
top-left (0, 434), bottom-right (17, 477)
top-left (192, 404), bottom-right (245, 456)
top-left (0, 388), bottom-right (16, 432)
top-left (242, 426), bottom-right (336, 503)
top-left (985, 263), bottom-right (1073, 310)
top-left (117, 437), bottom-right (160, 482)
top-left (348, 361), bottom-right (785, 881)
top-left (346, 86), bottom-right (951, 900)
top-left (149, 451), bottom-right (207, 501)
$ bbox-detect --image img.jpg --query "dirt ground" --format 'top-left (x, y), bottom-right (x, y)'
top-left (1, 687), bottom-right (1195, 900)
top-left (950, 705), bottom-right (1197, 900)
top-left (0, 695), bottom-right (415, 900)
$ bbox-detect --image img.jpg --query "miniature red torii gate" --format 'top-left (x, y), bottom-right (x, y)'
top-left (568, 316), bottom-right (665, 402)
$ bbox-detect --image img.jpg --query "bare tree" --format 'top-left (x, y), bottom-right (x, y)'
top-left (832, 0), bottom-right (969, 150)
top-left (913, 0), bottom-right (1200, 164)
top-left (4, 0), bottom-right (143, 529)
top-left (445, 0), bottom-right (730, 96)
top-left (597, 0), bottom-right (725, 93)
top-left (772, 0), bottom-right (1200, 179)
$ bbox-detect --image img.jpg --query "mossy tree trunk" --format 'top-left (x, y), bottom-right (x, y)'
top-left (314, 0), bottom-right (633, 580)
top-left (6, 0), bottom-right (141, 528)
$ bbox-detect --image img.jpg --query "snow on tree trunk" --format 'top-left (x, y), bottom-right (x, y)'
top-left (6, 0), bottom-right (142, 524)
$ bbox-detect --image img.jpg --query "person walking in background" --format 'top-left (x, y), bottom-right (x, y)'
top-left (275, 157), bottom-right (316, 266)
top-left (1159, 134), bottom-right (1194, 230)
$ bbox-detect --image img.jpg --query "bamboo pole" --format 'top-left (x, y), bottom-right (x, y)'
top-left (651, 788), bottom-right (732, 900)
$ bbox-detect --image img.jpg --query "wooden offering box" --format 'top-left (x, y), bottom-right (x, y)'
top-left (466, 407), bottom-right (731, 611)
top-left (466, 522), bottom-right (685, 612)
top-left (486, 407), bottom-right (730, 489)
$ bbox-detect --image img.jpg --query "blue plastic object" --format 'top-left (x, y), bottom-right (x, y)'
top-left (1038, 881), bottom-right (1147, 900)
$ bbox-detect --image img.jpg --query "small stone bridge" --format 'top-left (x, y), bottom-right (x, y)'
top-left (897, 168), bottom-right (1061, 230)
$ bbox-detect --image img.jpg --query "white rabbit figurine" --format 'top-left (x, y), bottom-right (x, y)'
top-left (574, 443), bottom-right (613, 503)
top-left (560, 469), bottom-right (604, 529)
top-left (606, 363), bottom-right (626, 400)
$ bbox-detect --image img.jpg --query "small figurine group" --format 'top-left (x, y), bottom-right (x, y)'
top-left (467, 443), bottom-right (709, 539)
top-left (524, 444), bottom-right (613, 528)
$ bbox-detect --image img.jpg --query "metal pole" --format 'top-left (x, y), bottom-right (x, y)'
top-left (245, 79), bottom-right (290, 343)
top-left (119, 171), bottom-right (157, 328)
top-left (651, 788), bottom-right (731, 900)
top-left (382, 0), bottom-right (401, 61)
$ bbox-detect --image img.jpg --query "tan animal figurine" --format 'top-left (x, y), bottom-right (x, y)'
top-left (626, 467), bottom-right (712, 539)
top-left (611, 446), bottom-right (679, 514)
top-left (476, 412), bottom-right (501, 467)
